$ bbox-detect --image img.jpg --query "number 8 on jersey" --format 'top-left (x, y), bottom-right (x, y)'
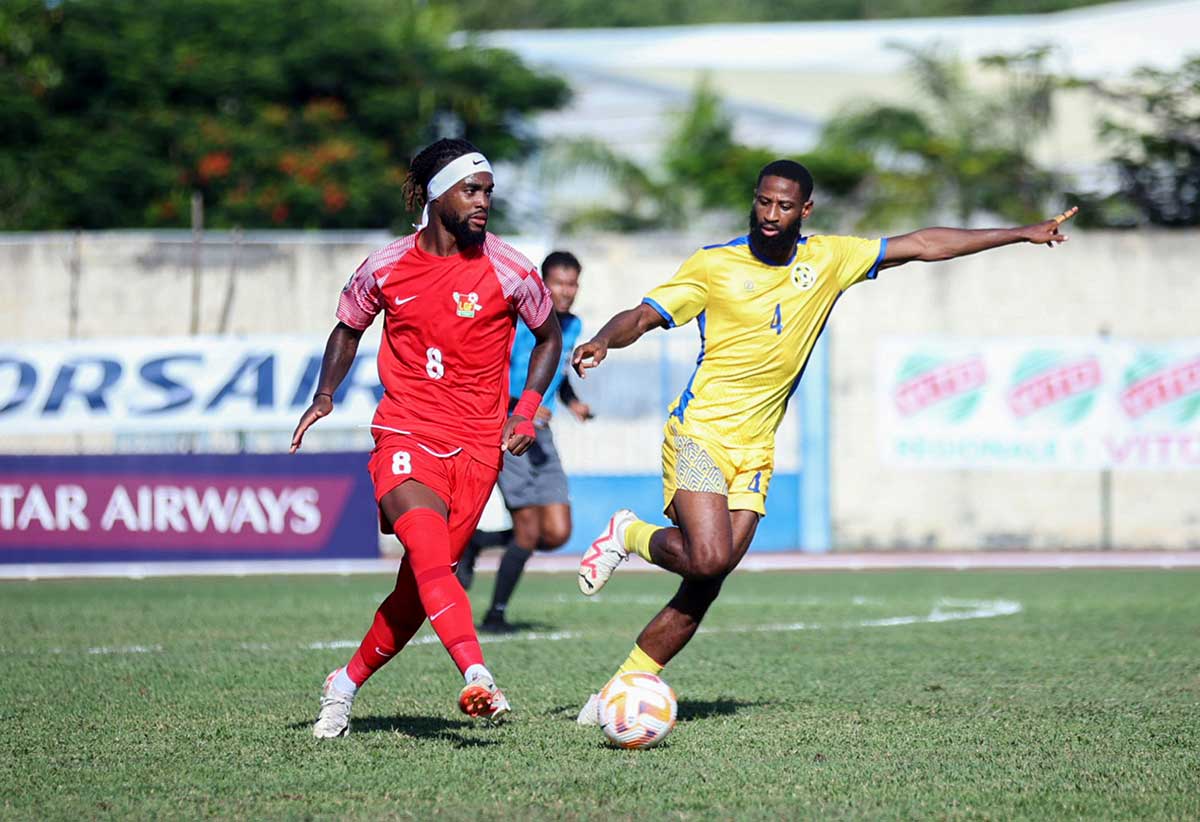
top-left (426, 347), bottom-right (444, 380)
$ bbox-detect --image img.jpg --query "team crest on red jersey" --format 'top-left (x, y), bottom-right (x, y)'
top-left (452, 291), bottom-right (483, 318)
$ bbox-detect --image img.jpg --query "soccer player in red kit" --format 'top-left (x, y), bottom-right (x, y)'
top-left (290, 138), bottom-right (562, 738)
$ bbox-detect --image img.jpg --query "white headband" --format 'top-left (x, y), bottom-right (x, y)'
top-left (415, 152), bottom-right (494, 230)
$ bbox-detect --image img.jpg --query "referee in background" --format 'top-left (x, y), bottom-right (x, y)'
top-left (457, 250), bottom-right (593, 632)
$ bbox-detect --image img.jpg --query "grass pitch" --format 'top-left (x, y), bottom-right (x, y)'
top-left (1, 567), bottom-right (1198, 820)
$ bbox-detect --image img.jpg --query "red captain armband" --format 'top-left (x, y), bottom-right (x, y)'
top-left (512, 390), bottom-right (542, 439)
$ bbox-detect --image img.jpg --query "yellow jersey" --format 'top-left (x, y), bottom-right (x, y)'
top-left (643, 234), bottom-right (886, 450)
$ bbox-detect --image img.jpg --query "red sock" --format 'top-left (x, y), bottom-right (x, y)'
top-left (393, 508), bottom-right (484, 675)
top-left (345, 561), bottom-right (425, 686)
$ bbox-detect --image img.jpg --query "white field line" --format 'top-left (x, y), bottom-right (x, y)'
top-left (537, 593), bottom-right (886, 607)
top-left (5, 552), bottom-right (1199, 580)
top-left (87, 644), bottom-right (164, 655)
top-left (365, 593), bottom-right (885, 607)
top-left (15, 598), bottom-right (1020, 657)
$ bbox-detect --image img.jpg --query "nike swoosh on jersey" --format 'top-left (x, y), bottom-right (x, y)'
top-left (394, 295), bottom-right (418, 306)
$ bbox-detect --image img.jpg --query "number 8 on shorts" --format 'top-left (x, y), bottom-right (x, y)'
top-left (392, 451), bottom-right (412, 475)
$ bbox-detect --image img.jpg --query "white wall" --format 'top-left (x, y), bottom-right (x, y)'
top-left (2, 228), bottom-right (1197, 550)
top-left (827, 231), bottom-right (1200, 550)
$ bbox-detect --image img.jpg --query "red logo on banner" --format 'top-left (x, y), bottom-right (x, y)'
top-left (1120, 357), bottom-right (1200, 418)
top-left (1008, 359), bottom-right (1102, 418)
top-left (894, 358), bottom-right (987, 416)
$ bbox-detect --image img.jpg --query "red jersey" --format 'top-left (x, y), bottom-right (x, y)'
top-left (337, 232), bottom-right (553, 469)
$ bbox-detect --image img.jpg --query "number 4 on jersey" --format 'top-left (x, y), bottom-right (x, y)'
top-left (770, 303), bottom-right (783, 335)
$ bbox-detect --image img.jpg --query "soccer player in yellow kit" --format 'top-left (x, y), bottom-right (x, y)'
top-left (571, 160), bottom-right (1077, 723)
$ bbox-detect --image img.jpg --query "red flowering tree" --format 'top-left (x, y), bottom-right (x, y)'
top-left (0, 0), bottom-right (568, 230)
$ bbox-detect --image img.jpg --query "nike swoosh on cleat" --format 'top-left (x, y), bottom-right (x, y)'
top-left (579, 574), bottom-right (594, 591)
top-left (429, 603), bottom-right (455, 621)
top-left (394, 295), bottom-right (418, 306)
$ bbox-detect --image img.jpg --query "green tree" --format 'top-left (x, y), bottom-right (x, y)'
top-left (817, 45), bottom-right (1060, 228)
top-left (1071, 56), bottom-right (1200, 227)
top-left (0, 0), bottom-right (568, 230)
top-left (545, 78), bottom-right (869, 233)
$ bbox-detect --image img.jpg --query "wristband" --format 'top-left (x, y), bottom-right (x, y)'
top-left (511, 390), bottom-right (542, 441)
top-left (512, 390), bottom-right (542, 423)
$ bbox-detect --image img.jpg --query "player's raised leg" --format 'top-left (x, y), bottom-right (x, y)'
top-left (578, 488), bottom-right (738, 594)
top-left (633, 507), bottom-right (759, 659)
top-left (578, 502), bottom-right (758, 725)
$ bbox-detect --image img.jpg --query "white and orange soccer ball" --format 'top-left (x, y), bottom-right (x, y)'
top-left (598, 671), bottom-right (677, 749)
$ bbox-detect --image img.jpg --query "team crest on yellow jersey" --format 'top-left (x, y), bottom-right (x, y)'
top-left (453, 291), bottom-right (483, 318)
top-left (790, 262), bottom-right (818, 291)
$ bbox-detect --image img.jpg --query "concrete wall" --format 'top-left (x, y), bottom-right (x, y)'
top-left (827, 231), bottom-right (1200, 550)
top-left (2, 228), bottom-right (1197, 550)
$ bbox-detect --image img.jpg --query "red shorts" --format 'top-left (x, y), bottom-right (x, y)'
top-left (368, 430), bottom-right (498, 560)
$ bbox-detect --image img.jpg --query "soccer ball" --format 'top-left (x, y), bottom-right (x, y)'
top-left (598, 671), bottom-right (677, 749)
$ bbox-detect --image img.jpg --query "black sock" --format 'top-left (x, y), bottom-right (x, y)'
top-left (474, 528), bottom-right (514, 550)
top-left (487, 541), bottom-right (532, 619)
top-left (456, 534), bottom-right (482, 590)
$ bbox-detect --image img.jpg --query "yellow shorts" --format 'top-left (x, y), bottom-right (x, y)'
top-left (660, 418), bottom-right (774, 516)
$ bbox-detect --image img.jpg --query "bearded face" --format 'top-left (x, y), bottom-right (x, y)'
top-left (746, 174), bottom-right (810, 264)
top-left (431, 171), bottom-right (492, 248)
top-left (747, 204), bottom-right (803, 262)
top-left (440, 208), bottom-right (487, 247)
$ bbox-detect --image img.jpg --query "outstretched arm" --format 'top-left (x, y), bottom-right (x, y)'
top-left (503, 312), bottom-right (563, 456)
top-left (880, 207), bottom-right (1077, 270)
top-left (290, 322), bottom-right (365, 453)
top-left (571, 302), bottom-right (668, 377)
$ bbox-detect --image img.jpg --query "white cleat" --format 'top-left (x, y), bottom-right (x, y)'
top-left (578, 509), bottom-right (637, 596)
top-left (575, 692), bottom-right (601, 726)
top-left (313, 667), bottom-right (355, 739)
top-left (459, 673), bottom-right (512, 723)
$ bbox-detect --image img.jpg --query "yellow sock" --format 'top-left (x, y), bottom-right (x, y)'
top-left (615, 643), bottom-right (664, 677)
top-left (624, 519), bottom-right (661, 563)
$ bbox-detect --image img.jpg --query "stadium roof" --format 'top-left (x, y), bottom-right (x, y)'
top-left (478, 0), bottom-right (1195, 77)
top-left (473, 0), bottom-right (1197, 165)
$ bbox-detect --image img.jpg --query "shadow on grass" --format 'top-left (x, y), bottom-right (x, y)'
top-left (552, 697), bottom-right (772, 722)
top-left (677, 698), bottom-right (772, 722)
top-left (476, 619), bottom-right (556, 636)
top-left (290, 714), bottom-right (501, 747)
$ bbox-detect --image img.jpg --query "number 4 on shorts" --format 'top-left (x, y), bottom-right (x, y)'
top-left (748, 471), bottom-right (762, 493)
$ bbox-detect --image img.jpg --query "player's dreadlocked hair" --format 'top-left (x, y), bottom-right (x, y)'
top-left (402, 138), bottom-right (483, 213)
